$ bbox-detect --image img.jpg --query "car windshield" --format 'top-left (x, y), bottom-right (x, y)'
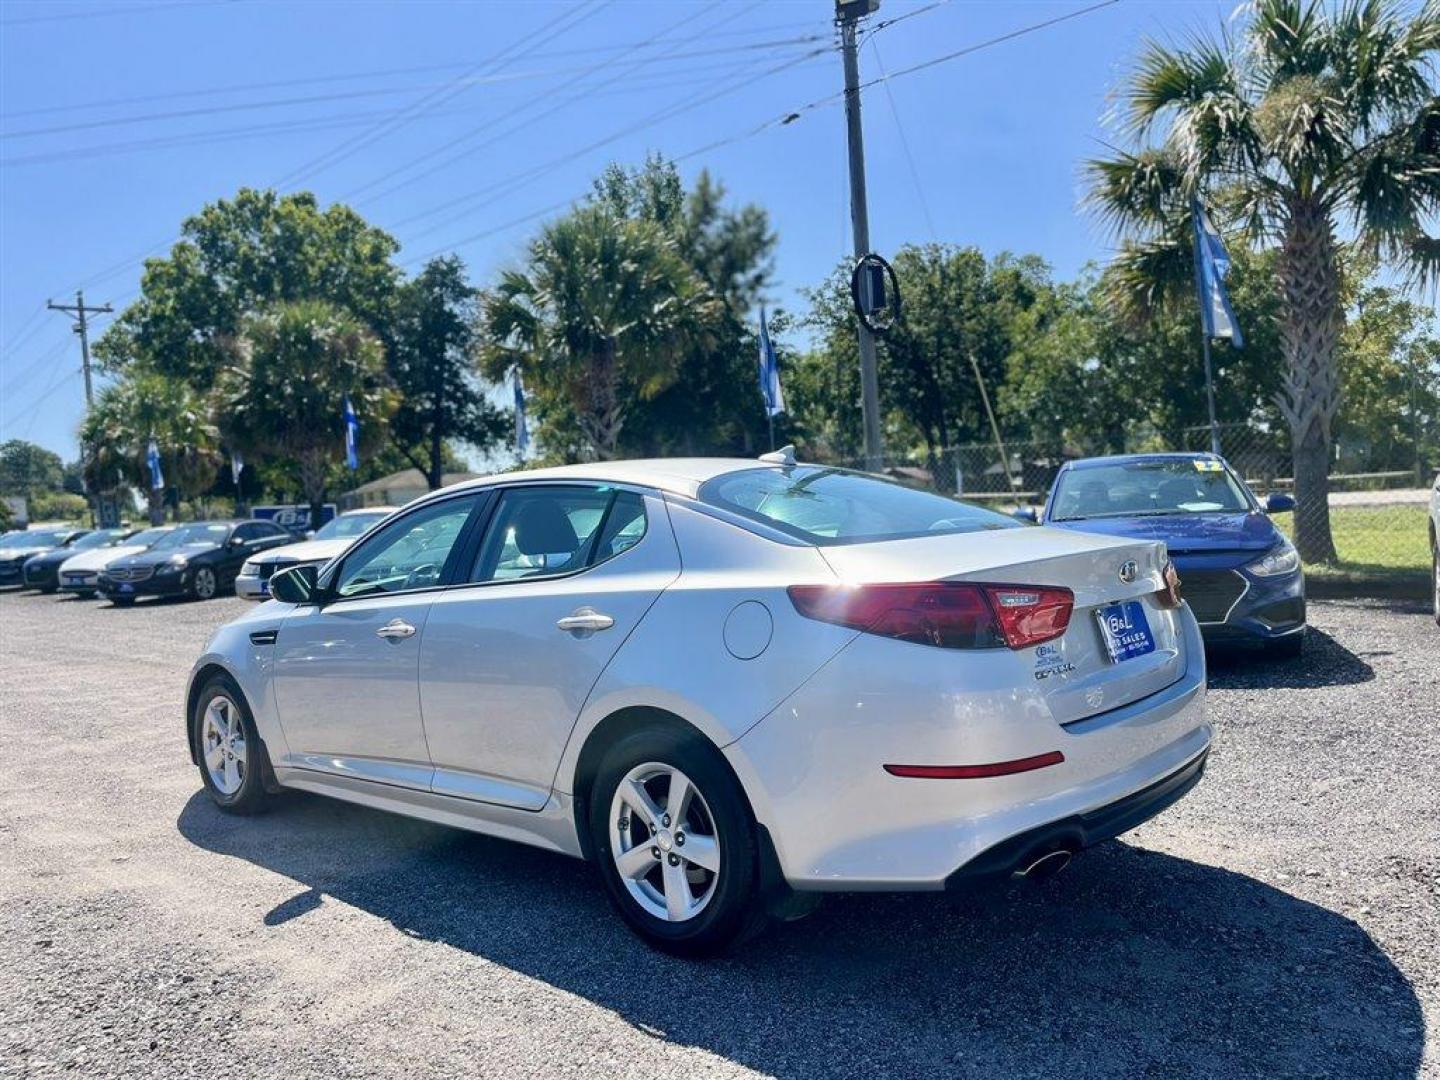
top-left (126, 527), bottom-right (171, 547)
top-left (70, 529), bottom-right (125, 551)
top-left (1051, 459), bottom-right (1252, 521)
top-left (698, 467), bottom-right (1020, 545)
top-left (153, 523), bottom-right (231, 548)
top-left (1, 529), bottom-right (69, 547)
top-left (313, 512), bottom-right (388, 541)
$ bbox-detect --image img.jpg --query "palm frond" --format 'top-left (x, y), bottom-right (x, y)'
top-left (1325, 0), bottom-right (1440, 133)
top-left (1083, 148), bottom-right (1189, 238)
top-left (1248, 0), bottom-right (1329, 81)
top-left (1100, 238), bottom-right (1197, 326)
top-left (1127, 34), bottom-right (1239, 135)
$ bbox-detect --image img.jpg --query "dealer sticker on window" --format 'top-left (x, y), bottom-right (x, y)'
top-left (1094, 600), bottom-right (1156, 663)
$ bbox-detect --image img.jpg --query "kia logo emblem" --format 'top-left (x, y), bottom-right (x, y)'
top-left (1118, 560), bottom-right (1138, 584)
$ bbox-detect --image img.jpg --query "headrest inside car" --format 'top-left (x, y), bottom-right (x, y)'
top-left (511, 500), bottom-right (580, 556)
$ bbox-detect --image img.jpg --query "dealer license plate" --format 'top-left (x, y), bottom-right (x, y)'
top-left (1094, 600), bottom-right (1155, 663)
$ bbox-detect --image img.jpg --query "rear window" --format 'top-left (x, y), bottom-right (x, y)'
top-left (698, 467), bottom-right (1020, 546)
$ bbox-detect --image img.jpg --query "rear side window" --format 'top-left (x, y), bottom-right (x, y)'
top-left (471, 486), bottom-right (647, 583)
top-left (697, 467), bottom-right (1019, 546)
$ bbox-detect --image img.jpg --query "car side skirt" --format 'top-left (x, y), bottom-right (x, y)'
top-left (272, 766), bottom-right (585, 859)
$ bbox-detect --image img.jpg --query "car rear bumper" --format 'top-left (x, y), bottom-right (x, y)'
top-left (725, 608), bottom-right (1211, 892)
top-left (945, 747), bottom-right (1208, 884)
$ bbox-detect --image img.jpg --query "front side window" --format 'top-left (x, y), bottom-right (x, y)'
top-left (472, 486), bottom-right (647, 583)
top-left (70, 529), bottom-right (126, 551)
top-left (698, 467), bottom-right (1019, 546)
top-left (335, 496), bottom-right (478, 598)
top-left (1050, 459), bottom-right (1252, 521)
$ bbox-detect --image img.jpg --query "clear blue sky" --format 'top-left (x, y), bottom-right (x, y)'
top-left (1, 0), bottom-right (1236, 464)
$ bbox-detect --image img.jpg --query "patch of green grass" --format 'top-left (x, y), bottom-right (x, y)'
top-left (1273, 505), bottom-right (1431, 577)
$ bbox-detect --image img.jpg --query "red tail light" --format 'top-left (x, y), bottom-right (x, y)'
top-left (787, 581), bottom-right (1073, 650)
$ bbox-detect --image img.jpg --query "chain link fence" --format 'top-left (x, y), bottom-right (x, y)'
top-left (824, 422), bottom-right (1434, 594)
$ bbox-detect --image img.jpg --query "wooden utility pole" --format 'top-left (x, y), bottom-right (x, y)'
top-left (47, 291), bottom-right (114, 524)
top-left (836, 0), bottom-right (884, 472)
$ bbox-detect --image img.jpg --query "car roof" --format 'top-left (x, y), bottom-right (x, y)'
top-left (447, 458), bottom-right (783, 500)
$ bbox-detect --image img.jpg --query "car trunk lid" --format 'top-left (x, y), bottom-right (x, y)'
top-left (817, 526), bottom-right (1186, 726)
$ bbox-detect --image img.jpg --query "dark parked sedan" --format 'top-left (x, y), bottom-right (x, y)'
top-left (98, 519), bottom-right (292, 605)
top-left (0, 527), bottom-right (87, 589)
top-left (1029, 452), bottom-right (1305, 656)
top-left (22, 527), bottom-right (134, 593)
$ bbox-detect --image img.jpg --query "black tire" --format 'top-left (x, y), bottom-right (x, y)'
top-left (191, 675), bottom-right (272, 815)
top-left (1431, 543), bottom-right (1439, 629)
top-left (190, 566), bottom-right (219, 601)
top-left (1267, 630), bottom-right (1305, 659)
top-left (588, 726), bottom-right (767, 957)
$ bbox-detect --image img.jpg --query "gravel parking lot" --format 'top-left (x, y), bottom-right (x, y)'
top-left (0, 589), bottom-right (1435, 1079)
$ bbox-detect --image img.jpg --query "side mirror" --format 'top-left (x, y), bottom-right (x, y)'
top-left (1011, 507), bottom-right (1038, 524)
top-left (1265, 492), bottom-right (1295, 514)
top-left (270, 563), bottom-right (320, 604)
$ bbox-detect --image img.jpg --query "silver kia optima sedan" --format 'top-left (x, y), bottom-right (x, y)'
top-left (186, 454), bottom-right (1210, 954)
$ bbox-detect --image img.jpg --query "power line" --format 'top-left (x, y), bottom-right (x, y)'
top-left (0, 37), bottom-right (822, 141)
top-left (869, 39), bottom-right (936, 240)
top-left (1, 58), bottom-right (790, 169)
top-left (395, 42), bottom-right (829, 245)
top-left (0, 0), bottom-right (234, 28)
top-left (271, 1), bottom-right (607, 192)
top-left (343, 1), bottom-right (736, 205)
top-left (406, 0), bottom-right (1120, 264)
top-left (0, 25), bottom-right (830, 122)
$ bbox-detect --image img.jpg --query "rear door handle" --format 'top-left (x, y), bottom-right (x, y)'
top-left (375, 618), bottom-right (417, 640)
top-left (556, 607), bottom-right (614, 636)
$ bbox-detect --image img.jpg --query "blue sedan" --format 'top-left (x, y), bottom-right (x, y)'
top-left (1026, 453), bottom-right (1306, 657)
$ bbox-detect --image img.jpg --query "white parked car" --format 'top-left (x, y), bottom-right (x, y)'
top-left (58, 525), bottom-right (175, 597)
top-left (234, 508), bottom-right (397, 600)
top-left (186, 455), bottom-right (1210, 954)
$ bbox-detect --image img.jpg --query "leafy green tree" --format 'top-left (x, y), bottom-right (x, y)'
top-left (479, 200), bottom-right (716, 461)
top-left (80, 369), bottom-right (221, 524)
top-left (587, 158), bottom-right (779, 456)
top-left (214, 300), bottom-right (397, 528)
top-left (390, 256), bottom-right (507, 489)
top-left (95, 188), bottom-right (401, 392)
top-left (0, 439), bottom-right (65, 497)
top-left (1086, 0), bottom-right (1439, 561)
top-left (1339, 281), bottom-right (1440, 474)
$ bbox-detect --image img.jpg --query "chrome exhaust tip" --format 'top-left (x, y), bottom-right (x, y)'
top-left (1015, 848), bottom-right (1073, 882)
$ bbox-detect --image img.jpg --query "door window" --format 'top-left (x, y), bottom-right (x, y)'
top-left (335, 496), bottom-right (479, 598)
top-left (471, 487), bottom-right (646, 584)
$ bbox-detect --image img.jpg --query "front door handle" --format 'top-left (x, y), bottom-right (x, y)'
top-left (375, 618), bottom-right (417, 640)
top-left (556, 607), bottom-right (614, 636)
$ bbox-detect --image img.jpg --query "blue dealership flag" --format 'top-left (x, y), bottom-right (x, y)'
top-left (343, 396), bottom-right (360, 471)
top-left (512, 369), bottom-right (530, 455)
top-left (1191, 198), bottom-right (1244, 348)
top-left (757, 308), bottom-right (785, 418)
top-left (146, 439), bottom-right (164, 491)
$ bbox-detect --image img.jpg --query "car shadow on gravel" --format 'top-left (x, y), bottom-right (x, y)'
top-left (178, 792), bottom-right (1423, 1078)
top-left (1207, 627), bottom-right (1376, 691)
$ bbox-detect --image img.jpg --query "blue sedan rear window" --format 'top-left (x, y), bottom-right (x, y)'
top-left (698, 467), bottom-right (1019, 546)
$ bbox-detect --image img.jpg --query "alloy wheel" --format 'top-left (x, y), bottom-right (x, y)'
top-left (608, 762), bottom-right (721, 922)
top-left (194, 567), bottom-right (217, 600)
top-left (201, 694), bottom-right (247, 795)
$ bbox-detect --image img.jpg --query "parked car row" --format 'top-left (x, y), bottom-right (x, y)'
top-left (0, 508), bottom-right (396, 605)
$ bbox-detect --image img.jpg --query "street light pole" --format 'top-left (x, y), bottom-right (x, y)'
top-left (837, 0), bottom-right (884, 472)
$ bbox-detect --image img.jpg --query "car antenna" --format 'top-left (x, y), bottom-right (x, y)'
top-left (758, 445), bottom-right (796, 466)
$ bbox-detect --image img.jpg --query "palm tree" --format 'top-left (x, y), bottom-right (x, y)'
top-left (215, 300), bottom-right (397, 528)
top-left (479, 203), bottom-right (717, 461)
top-left (1088, 0), bottom-right (1438, 562)
top-left (81, 369), bottom-right (221, 524)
